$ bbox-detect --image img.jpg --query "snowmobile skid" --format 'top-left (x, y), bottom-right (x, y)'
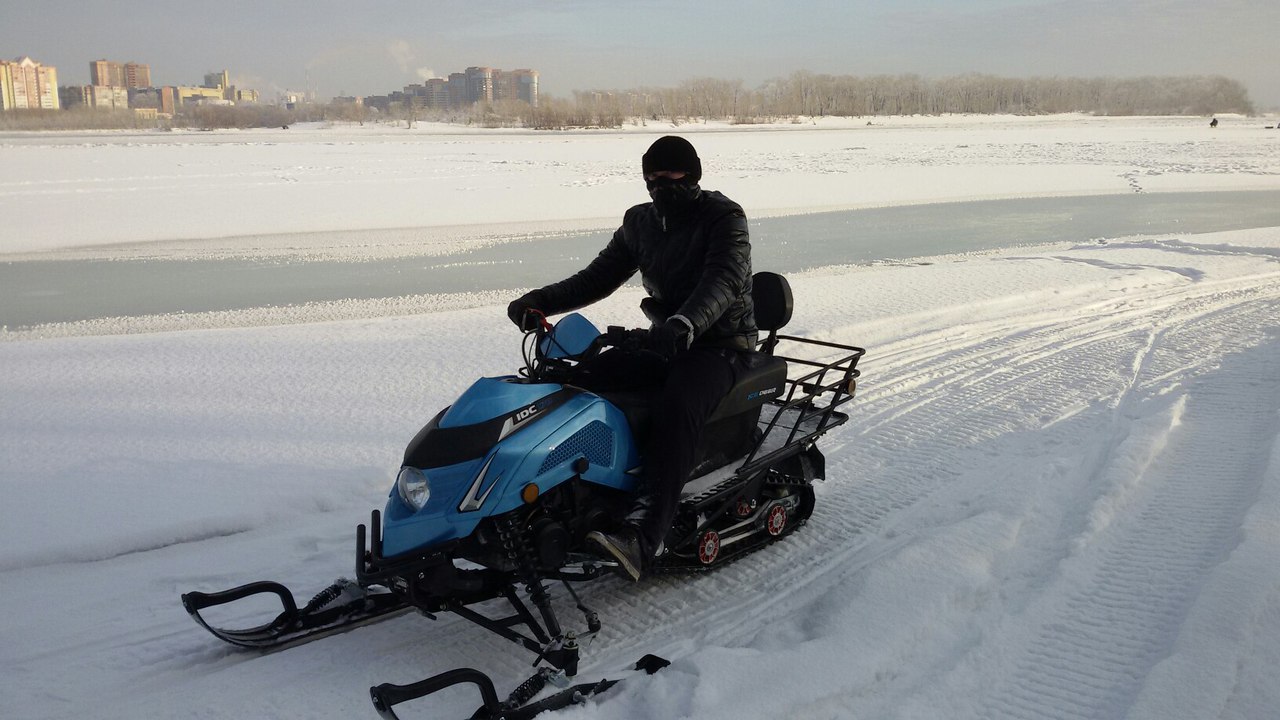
top-left (181, 578), bottom-right (409, 650)
top-left (181, 272), bottom-right (864, 719)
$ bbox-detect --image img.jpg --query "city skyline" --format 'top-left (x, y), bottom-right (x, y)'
top-left (3, 0), bottom-right (1278, 107)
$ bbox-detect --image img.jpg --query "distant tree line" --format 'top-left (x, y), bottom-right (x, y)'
top-left (0, 73), bottom-right (1254, 131)
top-left (569, 72), bottom-right (1255, 126)
top-left (397, 72), bottom-right (1255, 129)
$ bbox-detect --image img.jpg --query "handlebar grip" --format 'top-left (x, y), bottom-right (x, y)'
top-left (520, 309), bottom-right (550, 332)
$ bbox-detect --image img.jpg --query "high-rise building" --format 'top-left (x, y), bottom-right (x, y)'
top-left (424, 78), bottom-right (449, 108)
top-left (447, 72), bottom-right (467, 106)
top-left (464, 66), bottom-right (494, 104)
top-left (511, 69), bottom-right (539, 107)
top-left (403, 78), bottom-right (451, 110)
top-left (124, 62), bottom-right (151, 89)
top-left (90, 59), bottom-right (126, 88)
top-left (203, 70), bottom-right (229, 91)
top-left (486, 68), bottom-right (539, 107)
top-left (0, 64), bottom-right (12, 110)
top-left (2, 57), bottom-right (60, 110)
top-left (92, 60), bottom-right (150, 88)
top-left (492, 70), bottom-right (510, 102)
top-left (392, 66), bottom-right (538, 111)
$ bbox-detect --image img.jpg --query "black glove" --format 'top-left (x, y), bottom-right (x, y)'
top-left (647, 317), bottom-right (693, 359)
top-left (507, 291), bottom-right (546, 331)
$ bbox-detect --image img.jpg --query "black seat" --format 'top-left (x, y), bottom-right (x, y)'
top-left (708, 270), bottom-right (792, 420)
top-left (752, 271), bottom-right (794, 336)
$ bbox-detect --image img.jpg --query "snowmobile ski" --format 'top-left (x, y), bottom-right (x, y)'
top-left (181, 578), bottom-right (410, 650)
top-left (369, 654), bottom-right (671, 720)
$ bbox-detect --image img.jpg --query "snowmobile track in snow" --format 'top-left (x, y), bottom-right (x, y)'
top-left (984, 341), bottom-right (1280, 719)
top-left (569, 250), bottom-right (1280, 717)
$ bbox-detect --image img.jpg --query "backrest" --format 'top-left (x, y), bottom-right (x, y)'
top-left (752, 272), bottom-right (793, 332)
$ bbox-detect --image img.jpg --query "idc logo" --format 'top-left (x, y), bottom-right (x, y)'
top-left (500, 402), bottom-right (543, 440)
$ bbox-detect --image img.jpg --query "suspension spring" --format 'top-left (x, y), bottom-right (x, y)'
top-left (495, 514), bottom-right (543, 595)
top-left (301, 579), bottom-right (351, 614)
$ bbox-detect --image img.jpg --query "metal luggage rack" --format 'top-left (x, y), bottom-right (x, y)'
top-left (741, 334), bottom-right (865, 474)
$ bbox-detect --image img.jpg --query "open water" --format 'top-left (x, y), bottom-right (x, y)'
top-left (4, 190), bottom-right (1280, 328)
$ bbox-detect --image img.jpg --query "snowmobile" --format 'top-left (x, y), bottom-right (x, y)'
top-left (181, 271), bottom-right (864, 719)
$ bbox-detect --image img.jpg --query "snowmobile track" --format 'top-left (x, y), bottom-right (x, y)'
top-left (983, 341), bottom-right (1280, 720)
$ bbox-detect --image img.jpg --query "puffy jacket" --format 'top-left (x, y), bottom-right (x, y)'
top-left (535, 189), bottom-right (757, 351)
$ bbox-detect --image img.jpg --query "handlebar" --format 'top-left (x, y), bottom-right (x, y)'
top-left (595, 325), bottom-right (650, 353)
top-left (521, 320), bottom-right (654, 382)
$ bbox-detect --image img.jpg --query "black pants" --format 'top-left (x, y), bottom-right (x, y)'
top-left (575, 347), bottom-right (743, 557)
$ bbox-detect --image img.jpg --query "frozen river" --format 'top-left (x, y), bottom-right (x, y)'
top-left (4, 189), bottom-right (1280, 328)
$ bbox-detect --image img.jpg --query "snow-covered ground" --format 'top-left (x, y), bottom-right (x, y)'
top-left (2, 116), bottom-right (1279, 719)
top-left (3, 113), bottom-right (1278, 258)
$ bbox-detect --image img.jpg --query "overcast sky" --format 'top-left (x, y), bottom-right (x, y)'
top-left (4, 0), bottom-right (1278, 107)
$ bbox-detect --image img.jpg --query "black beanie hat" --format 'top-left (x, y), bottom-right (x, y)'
top-left (642, 135), bottom-right (701, 183)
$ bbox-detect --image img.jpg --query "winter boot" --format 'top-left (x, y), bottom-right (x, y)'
top-left (586, 526), bottom-right (646, 581)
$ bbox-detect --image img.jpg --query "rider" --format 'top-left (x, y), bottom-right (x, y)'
top-left (506, 135), bottom-right (757, 580)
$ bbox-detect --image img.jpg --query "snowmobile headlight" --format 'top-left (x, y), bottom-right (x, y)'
top-left (396, 466), bottom-right (431, 511)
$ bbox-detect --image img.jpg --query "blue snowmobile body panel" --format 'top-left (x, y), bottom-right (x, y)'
top-left (381, 389), bottom-right (641, 557)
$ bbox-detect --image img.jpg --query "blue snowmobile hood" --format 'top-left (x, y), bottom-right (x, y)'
top-left (380, 313), bottom-right (644, 558)
top-left (400, 379), bottom-right (578, 471)
top-left (382, 382), bottom-right (641, 557)
top-left (441, 377), bottom-right (566, 429)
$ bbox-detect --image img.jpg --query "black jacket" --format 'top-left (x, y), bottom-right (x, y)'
top-left (535, 189), bottom-right (757, 351)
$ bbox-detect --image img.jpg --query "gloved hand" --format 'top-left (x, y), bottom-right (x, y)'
top-left (507, 291), bottom-right (546, 331)
top-left (647, 317), bottom-right (693, 359)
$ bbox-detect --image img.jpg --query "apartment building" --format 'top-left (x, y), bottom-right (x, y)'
top-left (1, 57), bottom-right (60, 110)
top-left (465, 66), bottom-right (494, 104)
top-left (88, 84), bottom-right (130, 109)
top-left (496, 69), bottom-right (539, 107)
top-left (125, 62), bottom-right (151, 89)
top-left (90, 60), bottom-right (150, 89)
top-left (90, 59), bottom-right (126, 88)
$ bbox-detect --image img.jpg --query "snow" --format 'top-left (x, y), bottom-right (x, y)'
top-left (4, 113), bottom-right (1279, 259)
top-left (2, 115), bottom-right (1280, 720)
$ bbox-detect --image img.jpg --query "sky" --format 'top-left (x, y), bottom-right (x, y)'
top-left (3, 0), bottom-right (1278, 108)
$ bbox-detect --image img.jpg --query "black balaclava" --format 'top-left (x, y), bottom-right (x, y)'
top-left (642, 136), bottom-right (702, 218)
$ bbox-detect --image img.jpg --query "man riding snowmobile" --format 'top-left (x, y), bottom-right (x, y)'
top-left (182, 134), bottom-right (866, 719)
top-left (507, 135), bottom-right (755, 580)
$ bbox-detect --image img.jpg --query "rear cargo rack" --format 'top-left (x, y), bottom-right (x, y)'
top-left (740, 334), bottom-right (865, 475)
